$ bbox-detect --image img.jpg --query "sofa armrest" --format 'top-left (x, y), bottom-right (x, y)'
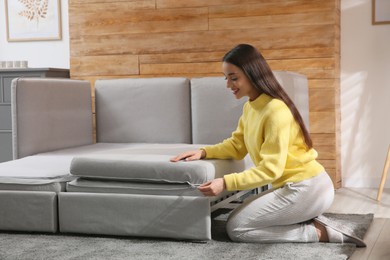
top-left (11, 78), bottom-right (93, 159)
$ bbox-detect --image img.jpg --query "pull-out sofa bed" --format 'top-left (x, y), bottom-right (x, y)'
top-left (0, 71), bottom-right (309, 240)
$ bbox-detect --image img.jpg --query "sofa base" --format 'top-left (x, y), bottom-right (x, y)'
top-left (0, 191), bottom-right (58, 232)
top-left (59, 192), bottom-right (211, 241)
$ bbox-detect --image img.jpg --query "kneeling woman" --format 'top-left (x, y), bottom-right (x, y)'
top-left (171, 44), bottom-right (365, 247)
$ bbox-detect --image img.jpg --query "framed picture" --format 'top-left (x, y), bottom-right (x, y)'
top-left (5, 0), bottom-right (62, 42)
top-left (372, 0), bottom-right (390, 25)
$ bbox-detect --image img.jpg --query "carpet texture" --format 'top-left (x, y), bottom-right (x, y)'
top-left (0, 211), bottom-right (373, 260)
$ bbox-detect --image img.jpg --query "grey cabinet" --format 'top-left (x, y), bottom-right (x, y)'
top-left (0, 68), bottom-right (70, 162)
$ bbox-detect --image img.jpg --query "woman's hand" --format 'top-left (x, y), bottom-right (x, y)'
top-left (198, 178), bottom-right (226, 197)
top-left (170, 150), bottom-right (206, 162)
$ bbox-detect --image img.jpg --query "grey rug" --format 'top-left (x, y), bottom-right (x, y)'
top-left (0, 211), bottom-right (373, 260)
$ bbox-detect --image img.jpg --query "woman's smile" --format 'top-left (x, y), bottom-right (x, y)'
top-left (223, 62), bottom-right (260, 101)
top-left (232, 88), bottom-right (239, 96)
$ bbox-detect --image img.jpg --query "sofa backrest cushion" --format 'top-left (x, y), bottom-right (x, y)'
top-left (11, 78), bottom-right (93, 159)
top-left (273, 71), bottom-right (310, 130)
top-left (191, 77), bottom-right (246, 145)
top-left (190, 71), bottom-right (309, 145)
top-left (95, 77), bottom-right (191, 144)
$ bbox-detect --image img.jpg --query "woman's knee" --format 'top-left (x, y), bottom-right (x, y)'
top-left (226, 218), bottom-right (245, 242)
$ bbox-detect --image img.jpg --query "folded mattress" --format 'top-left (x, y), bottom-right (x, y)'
top-left (70, 153), bottom-right (245, 185)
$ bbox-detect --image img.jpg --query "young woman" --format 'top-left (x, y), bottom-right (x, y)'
top-left (171, 44), bottom-right (365, 247)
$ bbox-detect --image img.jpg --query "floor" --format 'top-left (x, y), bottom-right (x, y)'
top-left (327, 188), bottom-right (390, 260)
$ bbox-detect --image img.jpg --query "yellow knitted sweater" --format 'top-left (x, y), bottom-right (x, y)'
top-left (202, 94), bottom-right (324, 190)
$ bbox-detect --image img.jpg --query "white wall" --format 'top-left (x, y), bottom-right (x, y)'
top-left (341, 0), bottom-right (390, 188)
top-left (0, 0), bottom-right (388, 188)
top-left (0, 0), bottom-right (69, 69)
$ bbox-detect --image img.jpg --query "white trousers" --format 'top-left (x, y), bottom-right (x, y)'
top-left (226, 172), bottom-right (335, 243)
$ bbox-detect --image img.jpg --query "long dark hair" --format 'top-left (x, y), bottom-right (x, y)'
top-left (223, 44), bottom-right (313, 149)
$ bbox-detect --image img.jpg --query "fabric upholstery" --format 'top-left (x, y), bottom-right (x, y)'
top-left (67, 178), bottom-right (201, 196)
top-left (95, 77), bottom-right (191, 143)
top-left (0, 155), bottom-right (76, 184)
top-left (70, 147), bottom-right (245, 185)
top-left (0, 191), bottom-right (58, 232)
top-left (0, 182), bottom-right (65, 192)
top-left (191, 76), bottom-right (246, 145)
top-left (0, 143), bottom-right (148, 189)
top-left (59, 192), bottom-right (211, 240)
top-left (66, 178), bottom-right (242, 203)
top-left (11, 78), bottom-right (93, 159)
top-left (273, 71), bottom-right (310, 129)
top-left (191, 72), bottom-right (309, 145)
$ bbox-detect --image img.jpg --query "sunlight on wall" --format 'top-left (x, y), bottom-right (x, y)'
top-left (342, 0), bottom-right (366, 9)
top-left (341, 0), bottom-right (390, 188)
top-left (340, 71), bottom-right (371, 186)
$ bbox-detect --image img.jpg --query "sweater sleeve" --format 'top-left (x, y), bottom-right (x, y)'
top-left (223, 105), bottom-right (292, 191)
top-left (202, 115), bottom-right (248, 160)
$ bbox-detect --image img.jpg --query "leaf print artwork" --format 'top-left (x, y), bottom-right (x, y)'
top-left (5, 0), bottom-right (61, 41)
top-left (17, 0), bottom-right (49, 27)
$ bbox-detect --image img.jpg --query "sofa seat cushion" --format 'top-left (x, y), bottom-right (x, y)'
top-left (0, 155), bottom-right (74, 184)
top-left (0, 155), bottom-right (75, 192)
top-left (70, 144), bottom-right (245, 185)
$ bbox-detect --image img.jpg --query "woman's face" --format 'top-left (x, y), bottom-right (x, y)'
top-left (222, 62), bottom-right (260, 101)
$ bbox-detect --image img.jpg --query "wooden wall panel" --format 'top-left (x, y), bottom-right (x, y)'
top-left (70, 25), bottom-right (335, 57)
top-left (156, 0), bottom-right (293, 9)
top-left (209, 12), bottom-right (335, 30)
top-left (69, 0), bottom-right (341, 188)
top-left (71, 55), bottom-right (139, 76)
top-left (70, 5), bottom-right (208, 37)
top-left (208, 1), bottom-right (335, 17)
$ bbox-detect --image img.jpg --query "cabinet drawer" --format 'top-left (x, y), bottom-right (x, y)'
top-left (0, 132), bottom-right (12, 162)
top-left (0, 105), bottom-right (11, 130)
top-left (2, 76), bottom-right (17, 103)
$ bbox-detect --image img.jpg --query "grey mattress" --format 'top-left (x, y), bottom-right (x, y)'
top-left (70, 144), bottom-right (246, 184)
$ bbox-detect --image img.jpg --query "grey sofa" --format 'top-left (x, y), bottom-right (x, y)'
top-left (0, 72), bottom-right (309, 240)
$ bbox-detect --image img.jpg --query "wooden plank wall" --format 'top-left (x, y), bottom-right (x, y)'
top-left (69, 0), bottom-right (341, 188)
